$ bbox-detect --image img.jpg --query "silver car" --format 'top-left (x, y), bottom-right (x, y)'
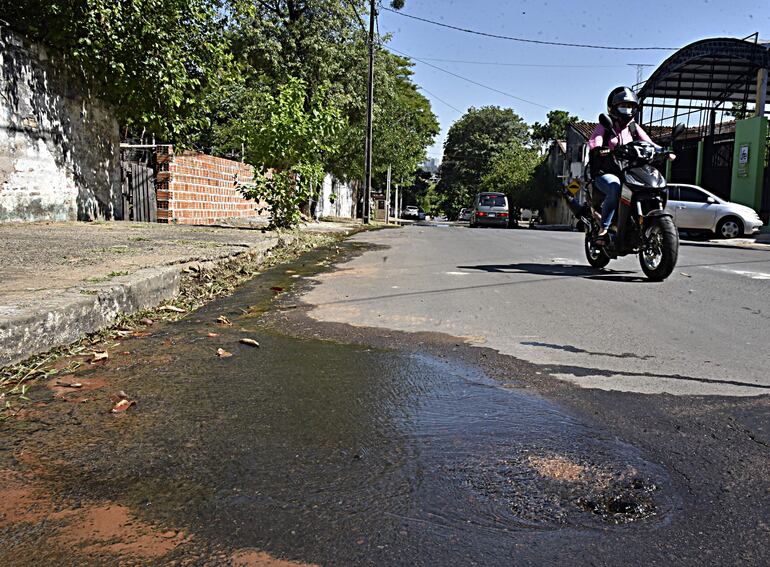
top-left (666, 184), bottom-right (764, 238)
top-left (470, 192), bottom-right (509, 228)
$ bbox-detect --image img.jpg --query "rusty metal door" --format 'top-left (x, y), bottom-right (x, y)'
top-left (120, 146), bottom-right (157, 222)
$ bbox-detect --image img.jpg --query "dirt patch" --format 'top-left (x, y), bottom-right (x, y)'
top-left (53, 504), bottom-right (190, 559)
top-left (231, 550), bottom-right (319, 567)
top-left (528, 455), bottom-right (586, 482)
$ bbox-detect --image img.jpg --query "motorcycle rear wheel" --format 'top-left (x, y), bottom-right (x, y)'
top-left (639, 216), bottom-right (679, 281)
top-left (584, 233), bottom-right (610, 269)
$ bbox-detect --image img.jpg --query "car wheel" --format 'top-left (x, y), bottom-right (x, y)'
top-left (716, 216), bottom-right (743, 239)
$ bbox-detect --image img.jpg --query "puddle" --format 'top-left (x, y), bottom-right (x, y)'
top-left (2, 244), bottom-right (672, 565)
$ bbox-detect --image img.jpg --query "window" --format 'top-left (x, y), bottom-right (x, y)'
top-left (667, 186), bottom-right (679, 200)
top-left (678, 187), bottom-right (709, 203)
top-left (479, 195), bottom-right (507, 207)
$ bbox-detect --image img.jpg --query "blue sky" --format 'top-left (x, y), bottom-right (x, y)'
top-left (378, 0), bottom-right (770, 161)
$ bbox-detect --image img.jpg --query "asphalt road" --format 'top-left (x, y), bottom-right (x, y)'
top-left (305, 224), bottom-right (770, 396)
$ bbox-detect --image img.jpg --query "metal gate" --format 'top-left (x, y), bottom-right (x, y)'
top-left (120, 146), bottom-right (157, 222)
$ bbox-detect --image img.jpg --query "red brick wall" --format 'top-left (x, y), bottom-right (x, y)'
top-left (155, 148), bottom-right (264, 224)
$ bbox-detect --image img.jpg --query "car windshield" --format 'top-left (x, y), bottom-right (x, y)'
top-left (479, 195), bottom-right (506, 207)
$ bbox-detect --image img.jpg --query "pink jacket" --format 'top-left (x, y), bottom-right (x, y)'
top-left (588, 121), bottom-right (657, 150)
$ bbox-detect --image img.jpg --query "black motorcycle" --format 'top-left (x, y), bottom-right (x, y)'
top-left (564, 114), bottom-right (685, 281)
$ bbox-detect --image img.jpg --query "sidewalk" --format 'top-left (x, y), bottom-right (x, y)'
top-left (0, 219), bottom-right (359, 367)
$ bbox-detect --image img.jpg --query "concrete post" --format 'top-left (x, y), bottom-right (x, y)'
top-left (385, 165), bottom-right (391, 224)
top-left (756, 68), bottom-right (768, 118)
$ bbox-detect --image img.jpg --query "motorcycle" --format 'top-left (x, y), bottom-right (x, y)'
top-left (563, 114), bottom-right (685, 281)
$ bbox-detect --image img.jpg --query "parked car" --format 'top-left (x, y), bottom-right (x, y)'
top-left (458, 208), bottom-right (472, 222)
top-left (470, 192), bottom-right (509, 228)
top-left (403, 205), bottom-right (420, 219)
top-left (665, 184), bottom-right (763, 238)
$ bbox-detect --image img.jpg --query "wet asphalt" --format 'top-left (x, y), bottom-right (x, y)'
top-left (1, 235), bottom-right (769, 566)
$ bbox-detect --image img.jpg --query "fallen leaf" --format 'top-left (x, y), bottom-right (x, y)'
top-left (680, 272), bottom-right (692, 278)
top-left (111, 399), bottom-right (136, 413)
top-left (216, 348), bottom-right (233, 358)
top-left (240, 338), bottom-right (260, 348)
top-left (90, 351), bottom-right (109, 362)
top-left (216, 315), bottom-right (233, 326)
top-left (270, 286), bottom-right (284, 293)
top-left (159, 305), bottom-right (186, 313)
top-left (55, 381), bottom-right (83, 388)
top-left (140, 317), bottom-right (154, 326)
top-left (207, 332), bottom-right (220, 338)
top-left (110, 390), bottom-right (130, 402)
top-left (285, 270), bottom-right (296, 274)
top-left (113, 330), bottom-right (133, 338)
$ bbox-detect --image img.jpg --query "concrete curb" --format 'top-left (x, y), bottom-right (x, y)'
top-left (0, 235), bottom-right (289, 367)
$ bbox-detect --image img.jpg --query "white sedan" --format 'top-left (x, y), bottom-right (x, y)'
top-left (666, 184), bottom-right (764, 238)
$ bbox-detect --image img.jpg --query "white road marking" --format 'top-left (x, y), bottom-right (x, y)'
top-left (729, 270), bottom-right (770, 280)
top-left (444, 271), bottom-right (470, 276)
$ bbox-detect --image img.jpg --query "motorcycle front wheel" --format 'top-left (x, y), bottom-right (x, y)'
top-left (639, 216), bottom-right (679, 281)
top-left (584, 233), bottom-right (610, 269)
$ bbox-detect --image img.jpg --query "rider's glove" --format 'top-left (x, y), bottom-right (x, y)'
top-left (666, 152), bottom-right (677, 161)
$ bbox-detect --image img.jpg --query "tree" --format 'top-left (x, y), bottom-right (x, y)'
top-left (437, 106), bottom-right (529, 218)
top-left (531, 110), bottom-right (578, 146)
top-left (1, 0), bottom-right (231, 140)
top-left (482, 142), bottom-right (543, 211)
top-left (235, 77), bottom-right (344, 228)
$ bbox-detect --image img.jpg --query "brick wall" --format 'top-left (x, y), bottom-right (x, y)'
top-left (155, 147), bottom-right (264, 224)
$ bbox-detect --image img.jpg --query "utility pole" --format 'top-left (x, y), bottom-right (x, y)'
top-left (363, 0), bottom-right (376, 224)
top-left (385, 164), bottom-right (391, 224)
top-left (627, 63), bottom-right (654, 88)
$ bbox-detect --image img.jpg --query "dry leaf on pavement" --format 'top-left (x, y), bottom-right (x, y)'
top-left (111, 399), bottom-right (136, 413)
top-left (216, 315), bottom-right (233, 326)
top-left (239, 338), bottom-right (260, 348)
top-left (90, 351), bottom-right (109, 362)
top-left (159, 305), bottom-right (186, 313)
top-left (216, 348), bottom-right (233, 358)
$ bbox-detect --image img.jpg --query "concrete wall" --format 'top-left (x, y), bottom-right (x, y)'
top-left (317, 174), bottom-right (355, 219)
top-left (0, 27), bottom-right (121, 222)
top-left (156, 148), bottom-right (265, 224)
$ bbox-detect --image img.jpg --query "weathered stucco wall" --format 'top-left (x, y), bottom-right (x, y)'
top-left (0, 27), bottom-right (121, 222)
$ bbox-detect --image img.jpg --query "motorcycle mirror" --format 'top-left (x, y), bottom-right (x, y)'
top-left (671, 123), bottom-right (686, 140)
top-left (599, 113), bottom-right (614, 132)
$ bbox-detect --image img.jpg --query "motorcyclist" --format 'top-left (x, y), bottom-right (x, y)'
top-left (588, 86), bottom-right (675, 242)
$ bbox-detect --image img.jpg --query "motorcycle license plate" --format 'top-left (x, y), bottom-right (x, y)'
top-left (488, 213), bottom-right (496, 217)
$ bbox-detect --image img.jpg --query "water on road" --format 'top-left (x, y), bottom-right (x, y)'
top-left (2, 244), bottom-right (670, 566)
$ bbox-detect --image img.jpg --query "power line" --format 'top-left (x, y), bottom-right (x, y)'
top-left (380, 6), bottom-right (678, 51)
top-left (385, 44), bottom-right (552, 110)
top-left (417, 85), bottom-right (463, 113)
top-left (413, 57), bottom-right (627, 69)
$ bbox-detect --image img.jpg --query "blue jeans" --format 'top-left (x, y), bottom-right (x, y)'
top-left (594, 174), bottom-right (621, 230)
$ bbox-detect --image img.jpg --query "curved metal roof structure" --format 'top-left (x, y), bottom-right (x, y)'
top-left (639, 38), bottom-right (770, 105)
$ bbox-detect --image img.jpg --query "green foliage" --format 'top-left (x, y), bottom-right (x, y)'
top-left (235, 77), bottom-right (344, 228)
top-left (482, 142), bottom-right (543, 209)
top-left (416, 182), bottom-right (443, 216)
top-left (5, 0), bottom-right (438, 225)
top-left (437, 106), bottom-right (529, 217)
top-left (531, 110), bottom-right (579, 145)
top-left (1, 0), bottom-right (231, 140)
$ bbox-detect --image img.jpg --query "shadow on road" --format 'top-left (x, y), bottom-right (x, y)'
top-left (457, 263), bottom-right (649, 283)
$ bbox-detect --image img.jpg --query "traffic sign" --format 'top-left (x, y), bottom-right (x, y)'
top-left (566, 179), bottom-right (581, 195)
